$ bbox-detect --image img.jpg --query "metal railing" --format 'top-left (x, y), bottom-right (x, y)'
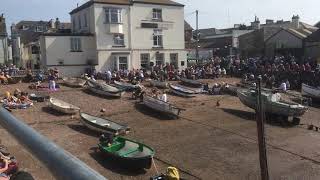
top-left (0, 108), bottom-right (107, 180)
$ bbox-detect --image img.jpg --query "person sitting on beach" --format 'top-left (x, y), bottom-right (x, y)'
top-left (159, 93), bottom-right (167, 102)
top-left (279, 81), bottom-right (287, 92)
top-left (0, 72), bottom-right (7, 84)
top-left (0, 156), bottom-right (9, 180)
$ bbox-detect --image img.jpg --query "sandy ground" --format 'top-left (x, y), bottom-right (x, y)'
top-left (1, 78), bottom-right (320, 180)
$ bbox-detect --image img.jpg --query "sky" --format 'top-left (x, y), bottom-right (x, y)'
top-left (0, 0), bottom-right (319, 34)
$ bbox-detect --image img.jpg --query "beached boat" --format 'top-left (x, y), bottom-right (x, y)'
top-left (62, 77), bottom-right (87, 88)
top-left (86, 80), bottom-right (124, 97)
top-left (302, 83), bottom-right (320, 99)
top-left (149, 80), bottom-right (168, 89)
top-left (49, 98), bottom-right (80, 114)
top-left (237, 89), bottom-right (307, 117)
top-left (114, 81), bottom-right (139, 91)
top-left (98, 136), bottom-right (154, 169)
top-left (29, 93), bottom-right (50, 102)
top-left (169, 84), bottom-right (197, 97)
top-left (143, 95), bottom-right (183, 117)
top-left (180, 77), bottom-right (202, 87)
top-left (80, 113), bottom-right (130, 135)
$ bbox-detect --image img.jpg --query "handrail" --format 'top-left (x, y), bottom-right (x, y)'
top-left (0, 108), bottom-right (107, 180)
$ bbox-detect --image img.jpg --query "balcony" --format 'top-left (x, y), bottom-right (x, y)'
top-left (106, 23), bottom-right (123, 34)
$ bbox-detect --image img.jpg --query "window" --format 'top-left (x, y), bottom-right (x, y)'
top-left (170, 53), bottom-right (178, 68)
top-left (105, 8), bottom-right (122, 23)
top-left (140, 53), bottom-right (150, 69)
top-left (119, 57), bottom-right (128, 70)
top-left (153, 9), bottom-right (162, 20)
top-left (155, 53), bottom-right (164, 66)
top-left (78, 16), bottom-right (82, 29)
top-left (181, 61), bottom-right (185, 66)
top-left (84, 13), bottom-right (88, 27)
top-left (72, 18), bottom-right (76, 31)
top-left (70, 38), bottom-right (82, 52)
top-left (153, 29), bottom-right (163, 47)
top-left (22, 25), bottom-right (29, 30)
top-left (113, 34), bottom-right (124, 46)
top-left (36, 26), bottom-right (43, 32)
top-left (31, 46), bottom-right (39, 54)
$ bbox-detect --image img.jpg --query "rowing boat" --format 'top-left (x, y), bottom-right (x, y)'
top-left (180, 77), bottom-right (202, 88)
top-left (62, 77), bottom-right (86, 88)
top-left (114, 81), bottom-right (139, 91)
top-left (143, 95), bottom-right (183, 117)
top-left (49, 98), bottom-right (80, 114)
top-left (149, 80), bottom-right (168, 89)
top-left (86, 80), bottom-right (124, 98)
top-left (98, 136), bottom-right (154, 169)
top-left (80, 113), bottom-right (130, 135)
top-left (301, 83), bottom-right (320, 99)
top-left (169, 84), bottom-right (197, 97)
top-left (237, 89), bottom-right (307, 117)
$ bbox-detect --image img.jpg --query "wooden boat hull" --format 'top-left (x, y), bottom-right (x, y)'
top-left (87, 80), bottom-right (124, 97)
top-left (62, 77), bottom-right (86, 88)
top-left (169, 84), bottom-right (196, 97)
top-left (180, 78), bottom-right (202, 88)
top-left (80, 113), bottom-right (130, 135)
top-left (49, 98), bottom-right (80, 114)
top-left (114, 81), bottom-right (138, 91)
top-left (149, 80), bottom-right (168, 89)
top-left (237, 90), bottom-right (307, 117)
top-left (98, 137), bottom-right (154, 169)
top-left (143, 96), bottom-right (182, 117)
top-left (302, 83), bottom-right (320, 99)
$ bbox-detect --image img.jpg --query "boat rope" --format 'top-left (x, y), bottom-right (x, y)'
top-left (179, 116), bottom-right (320, 166)
top-left (151, 157), bottom-right (159, 175)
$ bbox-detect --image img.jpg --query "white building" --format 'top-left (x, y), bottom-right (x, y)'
top-left (40, 0), bottom-right (186, 76)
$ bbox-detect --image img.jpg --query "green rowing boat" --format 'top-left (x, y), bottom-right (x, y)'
top-left (98, 136), bottom-right (155, 169)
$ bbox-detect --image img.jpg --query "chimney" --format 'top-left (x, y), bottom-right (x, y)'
top-left (55, 18), bottom-right (61, 29)
top-left (292, 15), bottom-right (300, 29)
top-left (49, 19), bottom-right (55, 29)
top-left (251, 16), bottom-right (260, 30)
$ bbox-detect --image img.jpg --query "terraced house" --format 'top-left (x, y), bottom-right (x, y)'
top-left (40, 0), bottom-right (186, 76)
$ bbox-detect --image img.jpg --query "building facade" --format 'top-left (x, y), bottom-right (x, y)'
top-left (239, 15), bottom-right (318, 58)
top-left (265, 28), bottom-right (312, 58)
top-left (305, 29), bottom-right (320, 63)
top-left (40, 0), bottom-right (186, 76)
top-left (0, 15), bottom-right (8, 64)
top-left (12, 19), bottom-right (71, 69)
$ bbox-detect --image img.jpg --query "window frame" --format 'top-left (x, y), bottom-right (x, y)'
top-left (84, 13), bottom-right (88, 27)
top-left (78, 15), bottom-right (82, 29)
top-left (70, 38), bottom-right (82, 52)
top-left (113, 34), bottom-right (125, 46)
top-left (155, 53), bottom-right (164, 66)
top-left (105, 8), bottom-right (122, 24)
top-left (140, 53), bottom-right (150, 69)
top-left (153, 29), bottom-right (163, 47)
top-left (152, 8), bottom-right (162, 20)
top-left (118, 56), bottom-right (128, 70)
top-left (170, 53), bottom-right (178, 68)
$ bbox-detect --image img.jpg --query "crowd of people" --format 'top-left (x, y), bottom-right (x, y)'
top-left (89, 55), bottom-right (319, 91)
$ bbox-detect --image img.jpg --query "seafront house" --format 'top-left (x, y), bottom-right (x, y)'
top-left (11, 19), bottom-right (70, 69)
top-left (40, 0), bottom-right (186, 76)
top-left (0, 14), bottom-right (8, 65)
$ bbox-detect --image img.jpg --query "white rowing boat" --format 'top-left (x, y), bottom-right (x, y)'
top-left (49, 98), bottom-right (80, 114)
top-left (143, 95), bottom-right (183, 117)
top-left (87, 80), bottom-right (124, 98)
